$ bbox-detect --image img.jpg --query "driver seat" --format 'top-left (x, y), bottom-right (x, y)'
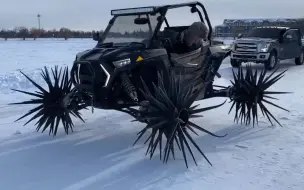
top-left (169, 22), bottom-right (209, 68)
top-left (182, 21), bottom-right (209, 52)
top-left (161, 21), bottom-right (208, 54)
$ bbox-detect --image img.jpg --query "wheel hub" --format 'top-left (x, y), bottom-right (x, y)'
top-left (178, 108), bottom-right (189, 127)
top-left (270, 55), bottom-right (276, 67)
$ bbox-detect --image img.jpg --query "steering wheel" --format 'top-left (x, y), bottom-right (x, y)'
top-left (160, 37), bottom-right (174, 50)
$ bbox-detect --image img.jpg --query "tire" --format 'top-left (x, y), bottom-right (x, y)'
top-left (231, 59), bottom-right (241, 68)
top-left (265, 51), bottom-right (278, 70)
top-left (295, 51), bottom-right (304, 65)
top-left (134, 71), bottom-right (226, 167)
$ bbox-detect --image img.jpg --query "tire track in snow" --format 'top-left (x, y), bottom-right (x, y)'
top-left (61, 149), bottom-right (145, 190)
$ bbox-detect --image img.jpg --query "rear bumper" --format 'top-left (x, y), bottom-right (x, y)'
top-left (231, 52), bottom-right (270, 62)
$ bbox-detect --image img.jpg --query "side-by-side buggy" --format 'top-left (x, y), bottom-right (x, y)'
top-left (11, 1), bottom-right (290, 167)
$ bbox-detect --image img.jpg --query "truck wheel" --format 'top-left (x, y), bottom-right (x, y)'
top-left (295, 51), bottom-right (304, 65)
top-left (265, 51), bottom-right (278, 70)
top-left (230, 59), bottom-right (241, 68)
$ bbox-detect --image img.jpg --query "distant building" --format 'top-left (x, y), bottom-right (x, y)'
top-left (214, 18), bottom-right (300, 37)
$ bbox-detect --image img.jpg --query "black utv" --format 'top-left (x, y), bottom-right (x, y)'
top-left (11, 1), bottom-right (290, 168)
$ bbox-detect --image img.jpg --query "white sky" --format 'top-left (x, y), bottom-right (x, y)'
top-left (0, 0), bottom-right (303, 30)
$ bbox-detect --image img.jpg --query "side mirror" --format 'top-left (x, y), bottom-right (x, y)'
top-left (237, 33), bottom-right (243, 39)
top-left (92, 32), bottom-right (100, 41)
top-left (134, 17), bottom-right (149, 25)
top-left (281, 34), bottom-right (292, 43)
top-left (285, 34), bottom-right (292, 40)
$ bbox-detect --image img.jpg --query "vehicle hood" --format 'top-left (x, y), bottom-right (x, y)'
top-left (75, 43), bottom-right (144, 62)
top-left (235, 37), bottom-right (278, 44)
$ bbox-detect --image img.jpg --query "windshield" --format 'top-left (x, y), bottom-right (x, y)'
top-left (102, 13), bottom-right (160, 45)
top-left (246, 28), bottom-right (285, 39)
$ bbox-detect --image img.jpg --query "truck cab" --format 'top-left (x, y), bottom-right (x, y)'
top-left (230, 26), bottom-right (304, 70)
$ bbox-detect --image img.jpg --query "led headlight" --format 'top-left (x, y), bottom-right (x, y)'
top-left (113, 58), bottom-right (131, 68)
top-left (258, 43), bottom-right (270, 52)
top-left (220, 44), bottom-right (232, 50)
top-left (111, 7), bottom-right (154, 15)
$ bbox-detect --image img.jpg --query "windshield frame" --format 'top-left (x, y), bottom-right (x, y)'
top-left (98, 2), bottom-right (213, 47)
top-left (99, 13), bottom-right (164, 47)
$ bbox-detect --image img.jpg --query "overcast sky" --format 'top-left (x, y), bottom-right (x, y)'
top-left (0, 0), bottom-right (303, 30)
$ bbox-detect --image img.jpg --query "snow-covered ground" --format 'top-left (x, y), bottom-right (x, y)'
top-left (0, 38), bottom-right (303, 190)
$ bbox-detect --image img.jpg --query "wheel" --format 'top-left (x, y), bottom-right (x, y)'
top-left (133, 71), bottom-right (227, 168)
top-left (264, 51), bottom-right (278, 70)
top-left (295, 51), bottom-right (304, 65)
top-left (9, 66), bottom-right (86, 136)
top-left (230, 59), bottom-right (241, 67)
top-left (228, 64), bottom-right (289, 127)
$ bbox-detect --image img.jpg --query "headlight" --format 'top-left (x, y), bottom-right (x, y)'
top-left (113, 58), bottom-right (131, 68)
top-left (220, 44), bottom-right (231, 50)
top-left (258, 43), bottom-right (270, 52)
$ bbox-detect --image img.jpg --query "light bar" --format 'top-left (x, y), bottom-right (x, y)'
top-left (111, 7), bottom-right (155, 15)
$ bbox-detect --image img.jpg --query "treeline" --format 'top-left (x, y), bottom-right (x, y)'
top-left (0, 27), bottom-right (150, 39)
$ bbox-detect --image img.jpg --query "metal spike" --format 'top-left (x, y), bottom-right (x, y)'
top-left (229, 64), bottom-right (290, 127)
top-left (133, 71), bottom-right (226, 167)
top-left (9, 65), bottom-right (85, 136)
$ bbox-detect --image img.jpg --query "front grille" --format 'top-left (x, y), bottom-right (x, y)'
top-left (72, 61), bottom-right (108, 93)
top-left (235, 43), bottom-right (257, 53)
top-left (233, 54), bottom-right (257, 59)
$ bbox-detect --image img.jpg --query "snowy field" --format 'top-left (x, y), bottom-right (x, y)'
top-left (0, 38), bottom-right (303, 190)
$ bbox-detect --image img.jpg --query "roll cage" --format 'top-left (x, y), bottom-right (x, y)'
top-left (99, 1), bottom-right (213, 47)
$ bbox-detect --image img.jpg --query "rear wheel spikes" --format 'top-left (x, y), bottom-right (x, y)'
top-left (9, 65), bottom-right (85, 136)
top-left (228, 64), bottom-right (291, 127)
top-left (134, 71), bottom-right (227, 168)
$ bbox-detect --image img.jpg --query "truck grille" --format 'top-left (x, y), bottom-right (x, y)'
top-left (235, 43), bottom-right (257, 53)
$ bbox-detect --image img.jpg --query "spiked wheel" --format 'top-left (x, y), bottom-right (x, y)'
top-left (133, 72), bottom-right (227, 168)
top-left (10, 66), bottom-right (85, 136)
top-left (229, 64), bottom-right (290, 127)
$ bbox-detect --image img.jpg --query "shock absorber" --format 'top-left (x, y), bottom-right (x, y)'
top-left (120, 72), bottom-right (138, 102)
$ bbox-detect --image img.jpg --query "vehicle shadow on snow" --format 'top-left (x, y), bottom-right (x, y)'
top-left (0, 111), bottom-right (274, 190)
top-left (219, 59), bottom-right (300, 80)
top-left (83, 123), bottom-right (272, 190)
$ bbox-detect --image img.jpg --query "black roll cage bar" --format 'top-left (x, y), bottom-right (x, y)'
top-left (99, 1), bottom-right (213, 47)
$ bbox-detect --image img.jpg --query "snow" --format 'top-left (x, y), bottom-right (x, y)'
top-left (0, 38), bottom-right (304, 190)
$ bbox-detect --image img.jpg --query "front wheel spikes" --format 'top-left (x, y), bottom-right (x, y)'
top-left (134, 71), bottom-right (227, 168)
top-left (9, 65), bottom-right (85, 136)
top-left (229, 64), bottom-right (290, 127)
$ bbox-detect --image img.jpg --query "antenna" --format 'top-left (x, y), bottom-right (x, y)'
top-left (37, 14), bottom-right (41, 31)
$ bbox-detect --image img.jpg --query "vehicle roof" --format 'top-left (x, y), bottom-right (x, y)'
top-left (153, 1), bottom-right (200, 9)
top-left (255, 26), bottom-right (290, 30)
top-left (111, 1), bottom-right (201, 15)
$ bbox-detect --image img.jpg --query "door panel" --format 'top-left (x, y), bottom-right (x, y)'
top-left (290, 30), bottom-right (301, 57)
top-left (282, 30), bottom-right (293, 59)
top-left (279, 42), bottom-right (289, 59)
top-left (282, 30), bottom-right (301, 59)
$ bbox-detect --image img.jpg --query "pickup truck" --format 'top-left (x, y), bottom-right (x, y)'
top-left (230, 26), bottom-right (304, 70)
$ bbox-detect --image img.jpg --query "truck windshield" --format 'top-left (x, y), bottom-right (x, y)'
top-left (246, 28), bottom-right (285, 39)
top-left (102, 13), bottom-right (160, 45)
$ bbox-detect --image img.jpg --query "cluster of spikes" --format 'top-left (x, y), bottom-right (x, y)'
top-left (228, 64), bottom-right (290, 127)
top-left (9, 63), bottom-right (290, 168)
top-left (132, 71), bottom-right (227, 168)
top-left (10, 66), bottom-right (85, 136)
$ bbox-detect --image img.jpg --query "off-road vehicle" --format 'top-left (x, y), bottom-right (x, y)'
top-left (10, 2), bottom-right (290, 168)
top-left (231, 26), bottom-right (304, 70)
